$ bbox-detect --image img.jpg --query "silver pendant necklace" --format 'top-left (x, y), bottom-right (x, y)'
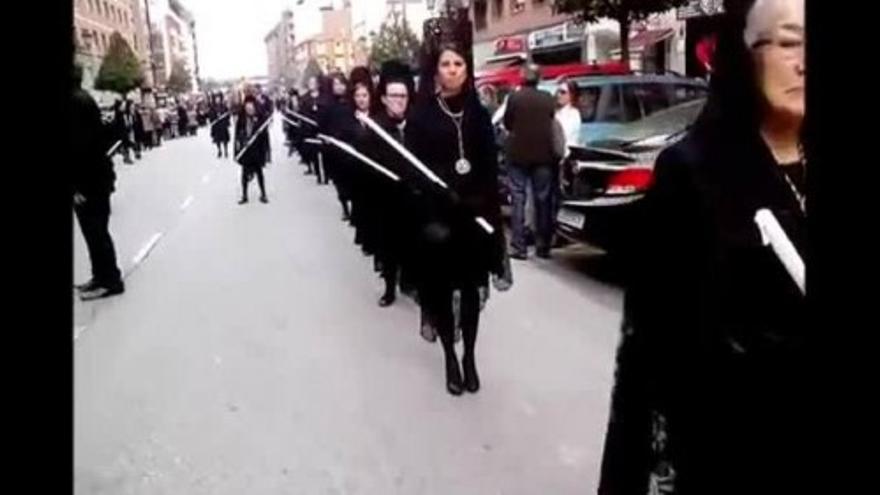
top-left (437, 96), bottom-right (471, 175)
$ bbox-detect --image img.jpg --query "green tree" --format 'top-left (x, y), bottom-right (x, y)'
top-left (553, 0), bottom-right (688, 65)
top-left (94, 32), bottom-right (144, 95)
top-left (166, 58), bottom-right (193, 95)
top-left (369, 11), bottom-right (420, 70)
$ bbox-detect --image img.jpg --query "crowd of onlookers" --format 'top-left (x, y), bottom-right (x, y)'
top-left (103, 95), bottom-right (211, 164)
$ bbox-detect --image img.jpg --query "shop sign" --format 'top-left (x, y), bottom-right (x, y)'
top-left (494, 36), bottom-right (526, 55)
top-left (528, 21), bottom-right (585, 50)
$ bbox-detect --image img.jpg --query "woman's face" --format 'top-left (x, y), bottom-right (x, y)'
top-left (245, 102), bottom-right (256, 116)
top-left (308, 77), bottom-right (318, 92)
top-left (382, 82), bottom-right (409, 119)
top-left (749, 0), bottom-right (805, 123)
top-left (333, 78), bottom-right (347, 96)
top-left (436, 49), bottom-right (467, 95)
top-left (556, 84), bottom-right (572, 107)
top-left (354, 85), bottom-right (371, 112)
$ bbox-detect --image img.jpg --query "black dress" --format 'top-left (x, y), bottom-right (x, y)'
top-left (404, 92), bottom-right (505, 290)
top-left (209, 103), bottom-right (231, 144)
top-left (233, 113), bottom-right (268, 171)
top-left (598, 128), bottom-right (808, 495)
top-left (318, 96), bottom-right (357, 200)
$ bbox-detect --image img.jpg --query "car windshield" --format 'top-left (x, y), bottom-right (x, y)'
top-left (581, 98), bottom-right (706, 147)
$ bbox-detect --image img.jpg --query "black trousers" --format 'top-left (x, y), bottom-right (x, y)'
top-left (241, 166), bottom-right (266, 198)
top-left (75, 194), bottom-right (122, 286)
top-left (420, 282), bottom-right (481, 359)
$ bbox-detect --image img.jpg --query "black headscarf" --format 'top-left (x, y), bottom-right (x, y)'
top-left (374, 60), bottom-right (414, 115)
top-left (417, 8), bottom-right (476, 104)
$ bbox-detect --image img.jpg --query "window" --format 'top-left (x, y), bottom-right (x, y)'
top-left (597, 85), bottom-right (640, 123)
top-left (511, 0), bottom-right (526, 15)
top-left (87, 0), bottom-right (94, 12)
top-left (492, 0), bottom-right (503, 19)
top-left (620, 85), bottom-right (644, 122)
top-left (101, 32), bottom-right (108, 51)
top-left (103, 2), bottom-right (109, 18)
top-left (671, 84), bottom-right (709, 105)
top-left (631, 83), bottom-right (671, 118)
top-left (575, 86), bottom-right (601, 123)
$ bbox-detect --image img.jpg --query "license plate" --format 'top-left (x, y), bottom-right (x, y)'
top-left (557, 208), bottom-right (586, 230)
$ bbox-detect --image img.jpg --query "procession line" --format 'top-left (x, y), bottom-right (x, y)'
top-left (180, 195), bottom-right (194, 211)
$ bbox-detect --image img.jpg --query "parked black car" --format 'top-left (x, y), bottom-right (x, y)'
top-left (555, 98), bottom-right (707, 253)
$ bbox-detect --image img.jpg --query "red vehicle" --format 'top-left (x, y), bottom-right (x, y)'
top-left (475, 61), bottom-right (631, 95)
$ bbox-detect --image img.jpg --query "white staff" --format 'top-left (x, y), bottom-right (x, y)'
top-left (357, 114), bottom-right (495, 235)
top-left (279, 113), bottom-right (301, 128)
top-left (106, 140), bottom-right (122, 157)
top-left (318, 134), bottom-right (400, 182)
top-left (208, 112), bottom-right (230, 128)
top-left (234, 116), bottom-right (274, 162)
top-left (289, 110), bottom-right (318, 127)
top-left (755, 208), bottom-right (806, 295)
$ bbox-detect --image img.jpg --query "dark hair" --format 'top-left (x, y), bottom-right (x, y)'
top-left (418, 12), bottom-right (475, 100)
top-left (692, 0), bottom-right (761, 141)
top-left (558, 79), bottom-right (578, 104)
top-left (348, 66), bottom-right (374, 102)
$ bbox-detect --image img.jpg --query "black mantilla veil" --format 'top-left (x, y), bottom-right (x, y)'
top-left (348, 66), bottom-right (374, 103)
top-left (375, 60), bottom-right (415, 115)
top-left (417, 7), bottom-right (477, 104)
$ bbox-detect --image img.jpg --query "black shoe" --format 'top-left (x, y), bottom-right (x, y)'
top-left (445, 356), bottom-right (464, 396)
top-left (238, 197), bottom-right (248, 205)
top-left (259, 195), bottom-right (269, 204)
top-left (420, 322), bottom-right (437, 343)
top-left (341, 212), bottom-right (351, 222)
top-left (217, 151), bottom-right (222, 158)
top-left (462, 354), bottom-right (480, 393)
top-left (509, 250), bottom-right (528, 260)
top-left (378, 292), bottom-right (396, 307)
top-left (74, 279), bottom-right (99, 292)
top-left (79, 282), bottom-right (125, 301)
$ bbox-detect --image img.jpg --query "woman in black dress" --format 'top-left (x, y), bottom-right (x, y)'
top-left (405, 18), bottom-right (506, 396)
top-left (597, 1), bottom-right (807, 493)
top-left (298, 76), bottom-right (322, 178)
top-left (233, 95), bottom-right (270, 204)
top-left (344, 67), bottom-right (376, 253)
top-left (208, 92), bottom-right (231, 158)
top-left (318, 72), bottom-right (355, 221)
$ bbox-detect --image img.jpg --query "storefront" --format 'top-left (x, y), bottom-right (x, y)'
top-left (678, 0), bottom-right (725, 78)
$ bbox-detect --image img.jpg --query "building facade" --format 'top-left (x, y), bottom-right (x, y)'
top-left (145, 0), bottom-right (199, 92)
top-left (265, 10), bottom-right (297, 89)
top-left (469, 0), bottom-right (685, 74)
top-left (73, 0), bottom-right (152, 103)
top-left (293, 3), bottom-right (355, 83)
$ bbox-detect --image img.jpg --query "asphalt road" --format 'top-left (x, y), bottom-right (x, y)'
top-left (74, 119), bottom-right (624, 494)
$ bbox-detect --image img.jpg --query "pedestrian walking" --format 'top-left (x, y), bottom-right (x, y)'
top-left (209, 92), bottom-right (231, 158)
top-left (187, 103), bottom-right (198, 136)
top-left (553, 79), bottom-right (581, 228)
top-left (132, 102), bottom-right (147, 156)
top-left (597, 1), bottom-right (808, 493)
top-left (233, 95), bottom-right (270, 204)
top-left (111, 100), bottom-right (134, 165)
top-left (284, 89), bottom-right (301, 157)
top-left (298, 76), bottom-right (322, 178)
top-left (405, 19), bottom-right (507, 396)
top-left (177, 101), bottom-right (189, 137)
top-left (502, 65), bottom-right (561, 260)
top-left (139, 104), bottom-right (155, 150)
top-left (71, 64), bottom-right (124, 301)
top-left (318, 71), bottom-right (355, 221)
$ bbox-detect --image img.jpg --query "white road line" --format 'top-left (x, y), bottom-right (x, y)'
top-left (132, 232), bottom-right (164, 267)
top-left (73, 325), bottom-right (87, 341)
top-left (180, 195), bottom-right (194, 211)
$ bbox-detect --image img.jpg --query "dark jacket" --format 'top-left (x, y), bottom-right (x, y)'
top-left (209, 103), bottom-right (231, 143)
top-left (598, 127), bottom-right (808, 495)
top-left (72, 89), bottom-right (116, 197)
top-left (502, 86), bottom-right (557, 167)
top-left (233, 112), bottom-right (269, 169)
top-left (406, 93), bottom-right (505, 287)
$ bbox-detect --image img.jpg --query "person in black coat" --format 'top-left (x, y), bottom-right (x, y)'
top-left (298, 76), bottom-right (323, 179)
top-left (283, 89), bottom-right (300, 157)
top-left (597, 1), bottom-right (807, 493)
top-left (406, 18), bottom-right (506, 396)
top-left (176, 101), bottom-right (189, 137)
top-left (233, 95), bottom-right (270, 204)
top-left (318, 72), bottom-right (356, 220)
top-left (208, 92), bottom-right (231, 158)
top-left (110, 99), bottom-right (134, 165)
top-left (72, 65), bottom-right (125, 301)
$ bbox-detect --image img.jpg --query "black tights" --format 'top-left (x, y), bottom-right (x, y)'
top-left (216, 142), bottom-right (228, 156)
top-left (421, 283), bottom-right (481, 362)
top-left (241, 168), bottom-right (266, 199)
